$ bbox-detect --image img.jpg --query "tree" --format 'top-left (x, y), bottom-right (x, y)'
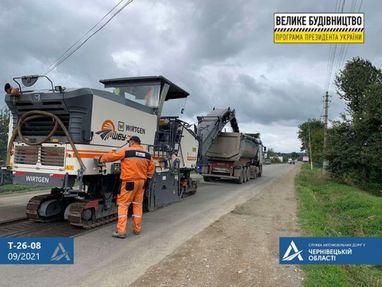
top-left (354, 84), bottom-right (382, 187)
top-left (327, 57), bottom-right (382, 190)
top-left (291, 152), bottom-right (299, 160)
top-left (335, 57), bottom-right (382, 116)
top-left (298, 119), bottom-right (324, 165)
top-left (327, 121), bottom-right (359, 180)
top-left (0, 108), bottom-right (10, 163)
top-left (266, 148), bottom-right (276, 158)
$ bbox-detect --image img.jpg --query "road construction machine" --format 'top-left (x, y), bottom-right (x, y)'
top-left (197, 108), bottom-right (265, 183)
top-left (4, 75), bottom-right (198, 228)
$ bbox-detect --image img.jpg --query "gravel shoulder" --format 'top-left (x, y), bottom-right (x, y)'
top-left (131, 165), bottom-right (304, 287)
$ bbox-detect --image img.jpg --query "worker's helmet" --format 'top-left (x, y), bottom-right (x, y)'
top-left (128, 136), bottom-right (141, 144)
top-left (4, 83), bottom-right (11, 93)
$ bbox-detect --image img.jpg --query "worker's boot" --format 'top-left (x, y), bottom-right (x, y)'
top-left (112, 231), bottom-right (127, 239)
top-left (133, 230), bottom-right (141, 235)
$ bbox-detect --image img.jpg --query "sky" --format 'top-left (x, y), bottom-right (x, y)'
top-left (0, 0), bottom-right (380, 153)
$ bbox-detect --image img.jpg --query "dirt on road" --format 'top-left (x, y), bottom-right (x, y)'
top-left (131, 166), bottom-right (304, 287)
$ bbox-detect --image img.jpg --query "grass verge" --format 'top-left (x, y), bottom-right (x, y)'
top-left (296, 164), bottom-right (382, 287)
top-left (0, 184), bottom-right (45, 195)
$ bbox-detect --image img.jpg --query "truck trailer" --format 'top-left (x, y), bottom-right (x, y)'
top-left (196, 108), bottom-right (265, 184)
top-left (200, 132), bottom-right (265, 183)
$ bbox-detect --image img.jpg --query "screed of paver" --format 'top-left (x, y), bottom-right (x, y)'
top-left (131, 166), bottom-right (304, 287)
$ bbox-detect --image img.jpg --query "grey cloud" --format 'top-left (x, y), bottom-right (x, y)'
top-left (178, 69), bottom-right (323, 128)
top-left (0, 0), bottom-right (381, 153)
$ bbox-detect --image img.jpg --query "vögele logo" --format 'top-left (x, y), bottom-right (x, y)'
top-left (282, 240), bottom-right (303, 261)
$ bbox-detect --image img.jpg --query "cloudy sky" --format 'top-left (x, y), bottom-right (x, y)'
top-left (0, 0), bottom-right (380, 152)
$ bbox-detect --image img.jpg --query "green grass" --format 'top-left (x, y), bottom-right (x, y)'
top-left (296, 165), bottom-right (382, 287)
top-left (0, 184), bottom-right (45, 195)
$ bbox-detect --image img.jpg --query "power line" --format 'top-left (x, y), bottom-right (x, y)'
top-left (338, 0), bottom-right (363, 75)
top-left (44, 0), bottom-right (126, 74)
top-left (326, 0), bottom-right (353, 93)
top-left (327, 44), bottom-right (337, 92)
top-left (357, 0), bottom-right (364, 11)
top-left (45, 0), bottom-right (134, 74)
top-left (335, 44), bottom-right (345, 74)
top-left (334, 0), bottom-right (346, 74)
top-left (44, 0), bottom-right (134, 75)
top-left (339, 43), bottom-right (350, 70)
top-left (336, 0), bottom-right (352, 72)
top-left (340, 0), bottom-right (346, 12)
top-left (335, 0), bottom-right (340, 12)
top-left (350, 0), bottom-right (357, 11)
top-left (323, 0), bottom-right (343, 123)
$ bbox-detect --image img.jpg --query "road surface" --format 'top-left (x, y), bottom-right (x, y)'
top-left (0, 190), bottom-right (47, 223)
top-left (0, 164), bottom-right (298, 287)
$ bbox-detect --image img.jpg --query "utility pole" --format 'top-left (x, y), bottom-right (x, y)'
top-left (323, 91), bottom-right (329, 169)
top-left (308, 125), bottom-right (313, 170)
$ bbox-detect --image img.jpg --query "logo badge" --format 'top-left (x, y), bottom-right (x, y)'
top-left (32, 94), bottom-right (41, 102)
top-left (96, 120), bottom-right (125, 141)
top-left (118, 121), bottom-right (125, 131)
top-left (51, 242), bottom-right (71, 262)
top-left (96, 120), bottom-right (145, 141)
top-left (282, 240), bottom-right (303, 261)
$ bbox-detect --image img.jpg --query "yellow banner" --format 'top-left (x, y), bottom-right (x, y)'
top-left (274, 31), bottom-right (364, 44)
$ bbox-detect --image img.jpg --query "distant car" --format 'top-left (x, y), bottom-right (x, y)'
top-left (264, 158), bottom-right (272, 165)
top-left (288, 158), bottom-right (294, 164)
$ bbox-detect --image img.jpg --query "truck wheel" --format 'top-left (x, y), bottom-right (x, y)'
top-left (258, 166), bottom-right (263, 177)
top-left (246, 167), bottom-right (251, 182)
top-left (203, 176), bottom-right (211, 182)
top-left (235, 169), bottom-right (244, 184)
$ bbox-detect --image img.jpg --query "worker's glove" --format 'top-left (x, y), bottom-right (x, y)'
top-left (94, 156), bottom-right (104, 167)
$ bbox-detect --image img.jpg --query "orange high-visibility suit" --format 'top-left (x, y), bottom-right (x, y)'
top-left (9, 87), bottom-right (19, 95)
top-left (100, 144), bottom-right (155, 235)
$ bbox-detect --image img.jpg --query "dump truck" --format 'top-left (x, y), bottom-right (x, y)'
top-left (200, 132), bottom-right (265, 183)
top-left (196, 108), bottom-right (265, 184)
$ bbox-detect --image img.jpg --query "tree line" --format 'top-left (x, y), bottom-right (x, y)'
top-left (0, 108), bottom-right (10, 164)
top-left (298, 57), bottom-right (382, 192)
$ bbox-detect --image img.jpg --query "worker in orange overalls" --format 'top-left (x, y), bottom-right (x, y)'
top-left (100, 136), bottom-right (155, 238)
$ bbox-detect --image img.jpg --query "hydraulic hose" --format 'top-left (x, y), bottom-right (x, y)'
top-left (6, 110), bottom-right (85, 171)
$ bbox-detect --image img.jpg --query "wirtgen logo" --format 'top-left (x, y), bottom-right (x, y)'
top-left (282, 240), bottom-right (304, 261)
top-left (96, 120), bottom-right (127, 141)
top-left (101, 120), bottom-right (116, 132)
